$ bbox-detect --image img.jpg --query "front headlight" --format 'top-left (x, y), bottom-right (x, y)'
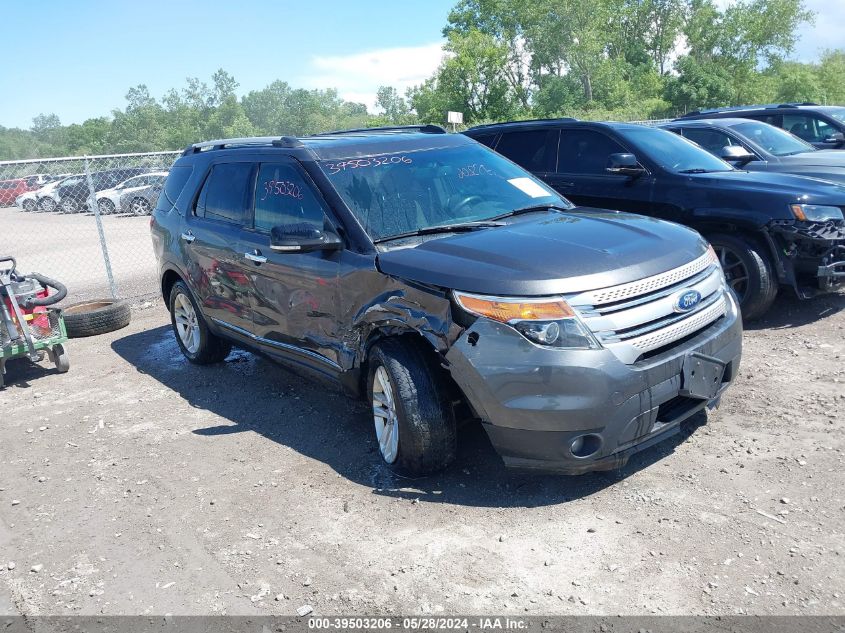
top-left (789, 204), bottom-right (844, 222)
top-left (453, 291), bottom-right (601, 349)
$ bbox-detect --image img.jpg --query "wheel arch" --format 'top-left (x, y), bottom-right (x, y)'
top-left (160, 267), bottom-right (184, 304)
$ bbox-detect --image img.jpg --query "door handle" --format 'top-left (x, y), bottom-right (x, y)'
top-left (180, 231), bottom-right (195, 243)
top-left (244, 251), bottom-right (267, 264)
top-left (555, 181), bottom-right (575, 188)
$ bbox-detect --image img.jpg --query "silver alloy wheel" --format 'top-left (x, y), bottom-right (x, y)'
top-left (61, 199), bottom-right (78, 214)
top-left (173, 292), bottom-right (200, 354)
top-left (131, 198), bottom-right (150, 216)
top-left (372, 365), bottom-right (400, 464)
top-left (98, 199), bottom-right (115, 215)
top-left (39, 198), bottom-right (56, 212)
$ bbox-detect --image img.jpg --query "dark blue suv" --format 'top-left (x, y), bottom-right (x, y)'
top-left (465, 119), bottom-right (845, 320)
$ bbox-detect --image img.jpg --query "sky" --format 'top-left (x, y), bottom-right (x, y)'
top-left (2, 0), bottom-right (842, 130)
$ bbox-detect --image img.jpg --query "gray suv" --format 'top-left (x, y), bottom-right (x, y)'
top-left (150, 126), bottom-right (742, 475)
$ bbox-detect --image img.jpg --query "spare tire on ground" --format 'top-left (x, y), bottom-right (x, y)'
top-left (62, 299), bottom-right (131, 338)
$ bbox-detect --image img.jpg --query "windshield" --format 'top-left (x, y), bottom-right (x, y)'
top-left (318, 143), bottom-right (571, 241)
top-left (733, 121), bottom-right (815, 156)
top-left (620, 127), bottom-right (734, 173)
top-left (826, 107), bottom-right (845, 123)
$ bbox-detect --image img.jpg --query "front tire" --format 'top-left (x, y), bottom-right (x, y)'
top-left (709, 233), bottom-right (778, 321)
top-left (168, 280), bottom-right (231, 364)
top-left (22, 199), bottom-right (37, 212)
top-left (367, 339), bottom-right (456, 475)
top-left (38, 197), bottom-right (56, 212)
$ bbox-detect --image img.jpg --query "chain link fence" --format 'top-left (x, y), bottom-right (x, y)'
top-left (0, 151), bottom-right (179, 305)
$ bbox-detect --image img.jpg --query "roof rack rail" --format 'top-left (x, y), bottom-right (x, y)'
top-left (314, 124), bottom-right (447, 136)
top-left (467, 117), bottom-right (577, 130)
top-left (182, 136), bottom-right (304, 155)
top-left (680, 102), bottom-right (820, 118)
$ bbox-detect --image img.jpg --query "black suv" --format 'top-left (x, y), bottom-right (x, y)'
top-left (464, 119), bottom-right (845, 319)
top-left (151, 127), bottom-right (742, 475)
top-left (678, 103), bottom-right (845, 150)
top-left (56, 168), bottom-right (151, 214)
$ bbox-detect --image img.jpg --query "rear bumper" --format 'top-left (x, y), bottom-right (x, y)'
top-left (445, 291), bottom-right (742, 474)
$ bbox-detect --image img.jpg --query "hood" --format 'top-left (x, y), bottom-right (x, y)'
top-left (377, 209), bottom-right (708, 296)
top-left (778, 150), bottom-right (845, 168)
top-left (690, 170), bottom-right (845, 204)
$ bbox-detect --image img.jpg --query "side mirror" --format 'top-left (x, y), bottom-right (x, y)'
top-left (720, 145), bottom-right (755, 165)
top-left (823, 131), bottom-right (845, 146)
top-left (606, 153), bottom-right (646, 177)
top-left (270, 223), bottom-right (342, 253)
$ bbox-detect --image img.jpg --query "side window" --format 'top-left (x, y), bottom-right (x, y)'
top-left (472, 133), bottom-right (498, 148)
top-left (495, 130), bottom-right (557, 172)
top-left (782, 114), bottom-right (834, 143)
top-left (558, 129), bottom-right (628, 175)
top-left (253, 163), bottom-right (328, 232)
top-left (195, 162), bottom-right (253, 224)
top-left (682, 128), bottom-right (741, 154)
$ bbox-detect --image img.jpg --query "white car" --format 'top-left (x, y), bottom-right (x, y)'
top-left (16, 177), bottom-right (69, 213)
top-left (96, 172), bottom-right (169, 215)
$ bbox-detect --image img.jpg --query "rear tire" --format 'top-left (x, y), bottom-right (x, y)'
top-left (367, 339), bottom-right (457, 475)
top-left (168, 281), bottom-right (231, 364)
top-left (708, 233), bottom-right (778, 321)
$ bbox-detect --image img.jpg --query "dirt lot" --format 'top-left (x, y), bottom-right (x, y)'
top-left (0, 291), bottom-right (843, 617)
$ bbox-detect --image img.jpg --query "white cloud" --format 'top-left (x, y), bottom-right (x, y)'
top-left (709, 0), bottom-right (845, 62)
top-left (306, 42), bottom-right (445, 111)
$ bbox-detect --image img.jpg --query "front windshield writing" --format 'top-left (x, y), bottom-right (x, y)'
top-left (318, 144), bottom-right (571, 241)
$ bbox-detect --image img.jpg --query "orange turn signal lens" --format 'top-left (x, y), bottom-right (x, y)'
top-left (454, 292), bottom-right (575, 323)
top-left (790, 204), bottom-right (807, 221)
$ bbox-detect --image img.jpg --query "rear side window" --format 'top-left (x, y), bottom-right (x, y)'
top-left (196, 163), bottom-right (253, 224)
top-left (161, 165), bottom-right (193, 206)
top-left (558, 130), bottom-right (627, 175)
top-left (253, 163), bottom-right (328, 232)
top-left (495, 130), bottom-right (558, 172)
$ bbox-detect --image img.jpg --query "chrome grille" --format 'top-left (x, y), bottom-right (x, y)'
top-left (567, 252), bottom-right (729, 364)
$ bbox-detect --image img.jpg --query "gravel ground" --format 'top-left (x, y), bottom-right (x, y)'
top-left (0, 292), bottom-right (842, 617)
top-left (0, 206), bottom-right (158, 303)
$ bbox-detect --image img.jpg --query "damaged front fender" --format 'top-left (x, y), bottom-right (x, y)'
top-left (767, 219), bottom-right (845, 294)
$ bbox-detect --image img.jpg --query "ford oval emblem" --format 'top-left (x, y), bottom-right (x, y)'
top-left (673, 289), bottom-right (702, 313)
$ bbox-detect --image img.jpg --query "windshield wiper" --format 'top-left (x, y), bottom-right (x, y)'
top-left (491, 203), bottom-right (572, 221)
top-left (678, 168), bottom-right (714, 174)
top-left (373, 221), bottom-right (505, 244)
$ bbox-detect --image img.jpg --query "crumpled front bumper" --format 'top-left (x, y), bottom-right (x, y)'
top-left (768, 220), bottom-right (845, 293)
top-left (445, 291), bottom-right (742, 474)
